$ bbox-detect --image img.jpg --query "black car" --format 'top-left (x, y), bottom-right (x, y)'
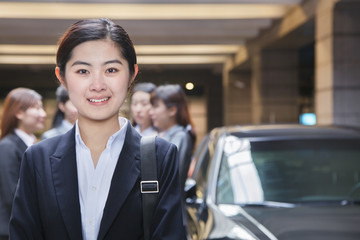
top-left (185, 124), bottom-right (360, 240)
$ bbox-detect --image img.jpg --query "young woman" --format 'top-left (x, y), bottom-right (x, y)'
top-left (150, 84), bottom-right (196, 192)
top-left (0, 88), bottom-right (46, 240)
top-left (10, 19), bottom-right (185, 240)
top-left (130, 82), bottom-right (157, 136)
top-left (41, 85), bottom-right (78, 140)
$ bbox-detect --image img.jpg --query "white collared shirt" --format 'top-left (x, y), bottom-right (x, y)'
top-left (75, 117), bottom-right (128, 240)
top-left (14, 128), bottom-right (37, 147)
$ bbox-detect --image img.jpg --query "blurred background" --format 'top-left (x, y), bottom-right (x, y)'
top-left (0, 0), bottom-right (359, 144)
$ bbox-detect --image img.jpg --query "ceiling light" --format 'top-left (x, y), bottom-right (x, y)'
top-left (135, 45), bottom-right (240, 55)
top-left (0, 54), bottom-right (229, 65)
top-left (0, 45), bottom-right (57, 54)
top-left (0, 3), bottom-right (293, 20)
top-left (0, 55), bottom-right (55, 64)
top-left (185, 82), bottom-right (194, 90)
top-left (138, 55), bottom-right (228, 64)
top-left (0, 44), bottom-right (240, 56)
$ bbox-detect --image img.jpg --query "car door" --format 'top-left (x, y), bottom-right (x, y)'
top-left (185, 134), bottom-right (216, 240)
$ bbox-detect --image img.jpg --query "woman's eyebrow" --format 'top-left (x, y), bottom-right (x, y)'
top-left (104, 59), bottom-right (123, 65)
top-left (70, 59), bottom-right (123, 67)
top-left (71, 61), bottom-right (90, 67)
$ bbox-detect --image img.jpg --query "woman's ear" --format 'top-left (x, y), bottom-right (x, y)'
top-left (55, 67), bottom-right (67, 89)
top-left (15, 110), bottom-right (25, 121)
top-left (168, 106), bottom-right (177, 117)
top-left (128, 64), bottom-right (139, 90)
top-left (133, 64), bottom-right (139, 80)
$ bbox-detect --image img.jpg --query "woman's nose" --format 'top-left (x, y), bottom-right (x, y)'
top-left (134, 104), bottom-right (142, 112)
top-left (90, 74), bottom-right (107, 91)
top-left (40, 108), bottom-right (47, 118)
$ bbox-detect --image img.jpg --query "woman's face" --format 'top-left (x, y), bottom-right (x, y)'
top-left (131, 91), bottom-right (152, 128)
top-left (17, 100), bottom-right (47, 134)
top-left (149, 99), bottom-right (175, 132)
top-left (59, 100), bottom-right (78, 125)
top-left (57, 39), bottom-right (137, 124)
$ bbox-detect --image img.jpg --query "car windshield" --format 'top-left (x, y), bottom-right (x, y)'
top-left (216, 135), bottom-right (360, 205)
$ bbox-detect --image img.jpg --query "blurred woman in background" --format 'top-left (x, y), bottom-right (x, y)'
top-left (150, 84), bottom-right (196, 195)
top-left (130, 82), bottom-right (157, 136)
top-left (0, 87), bottom-right (46, 240)
top-left (41, 85), bottom-right (77, 140)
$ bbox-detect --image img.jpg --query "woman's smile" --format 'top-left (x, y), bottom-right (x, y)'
top-left (88, 97), bottom-right (110, 103)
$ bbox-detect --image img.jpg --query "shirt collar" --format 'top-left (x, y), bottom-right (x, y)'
top-left (14, 128), bottom-right (37, 147)
top-left (75, 117), bottom-right (128, 159)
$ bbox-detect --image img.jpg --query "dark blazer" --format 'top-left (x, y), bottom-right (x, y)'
top-left (0, 133), bottom-right (27, 239)
top-left (10, 124), bottom-right (185, 240)
top-left (163, 125), bottom-right (193, 192)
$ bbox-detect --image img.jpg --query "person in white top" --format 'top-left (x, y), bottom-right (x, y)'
top-left (130, 82), bottom-right (157, 136)
top-left (0, 88), bottom-right (46, 240)
top-left (41, 85), bottom-right (78, 140)
top-left (10, 18), bottom-right (185, 240)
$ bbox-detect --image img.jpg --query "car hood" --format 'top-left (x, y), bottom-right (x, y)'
top-left (214, 204), bottom-right (360, 240)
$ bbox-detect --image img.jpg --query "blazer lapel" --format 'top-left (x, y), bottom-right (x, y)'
top-left (97, 125), bottom-right (141, 240)
top-left (10, 134), bottom-right (27, 153)
top-left (50, 128), bottom-right (83, 240)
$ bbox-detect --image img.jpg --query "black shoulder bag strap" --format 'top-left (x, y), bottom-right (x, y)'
top-left (140, 136), bottom-right (159, 240)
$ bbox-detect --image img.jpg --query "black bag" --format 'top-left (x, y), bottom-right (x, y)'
top-left (140, 136), bottom-right (158, 240)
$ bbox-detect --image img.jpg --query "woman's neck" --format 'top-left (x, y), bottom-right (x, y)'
top-left (78, 116), bottom-right (120, 167)
top-left (16, 124), bottom-right (34, 135)
top-left (65, 116), bottom-right (76, 125)
top-left (139, 122), bottom-right (151, 133)
top-left (160, 122), bottom-right (177, 133)
top-left (78, 118), bottom-right (121, 151)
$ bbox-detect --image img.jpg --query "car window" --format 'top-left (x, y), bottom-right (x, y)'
top-left (216, 137), bottom-right (360, 204)
top-left (190, 136), bottom-right (209, 177)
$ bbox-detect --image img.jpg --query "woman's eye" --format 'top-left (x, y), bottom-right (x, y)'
top-left (77, 69), bottom-right (88, 74)
top-left (106, 68), bottom-right (118, 73)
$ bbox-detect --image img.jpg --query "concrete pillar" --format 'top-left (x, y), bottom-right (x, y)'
top-left (223, 68), bottom-right (252, 125)
top-left (251, 51), bottom-right (263, 124)
top-left (315, 0), bottom-right (360, 126)
top-left (251, 49), bottom-right (299, 124)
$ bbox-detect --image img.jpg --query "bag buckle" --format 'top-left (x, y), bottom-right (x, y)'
top-left (140, 180), bottom-right (159, 193)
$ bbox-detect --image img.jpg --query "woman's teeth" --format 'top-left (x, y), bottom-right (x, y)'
top-left (89, 97), bottom-right (109, 103)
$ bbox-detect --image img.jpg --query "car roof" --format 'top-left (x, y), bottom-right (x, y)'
top-left (210, 124), bottom-right (360, 140)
